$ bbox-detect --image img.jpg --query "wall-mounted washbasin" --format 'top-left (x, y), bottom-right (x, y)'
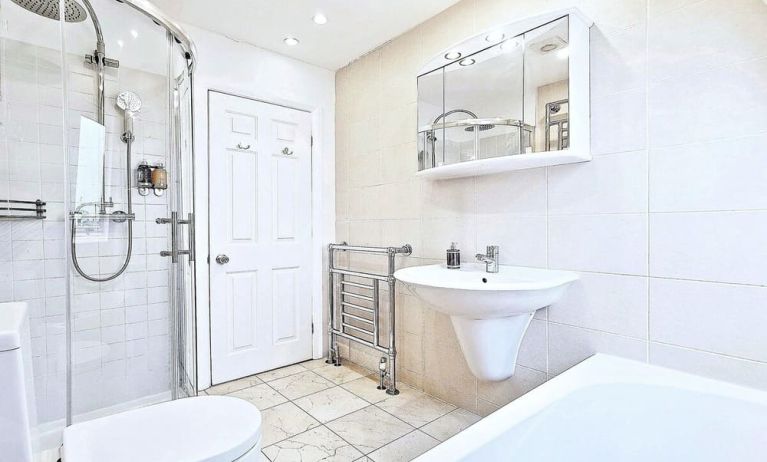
top-left (394, 264), bottom-right (577, 381)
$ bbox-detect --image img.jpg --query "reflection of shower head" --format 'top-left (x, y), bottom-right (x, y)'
top-left (116, 91), bottom-right (142, 138)
top-left (10, 0), bottom-right (87, 22)
top-left (432, 109), bottom-right (495, 133)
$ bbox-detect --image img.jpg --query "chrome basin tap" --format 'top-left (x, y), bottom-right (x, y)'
top-left (476, 245), bottom-right (500, 273)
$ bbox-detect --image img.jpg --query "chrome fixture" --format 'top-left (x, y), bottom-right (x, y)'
top-left (545, 99), bottom-right (569, 151)
top-left (70, 90), bottom-right (141, 282)
top-left (215, 254), bottom-right (229, 265)
top-left (327, 242), bottom-right (412, 395)
top-left (156, 212), bottom-right (195, 263)
top-left (10, 0), bottom-right (87, 21)
top-left (281, 147), bottom-right (294, 156)
top-left (377, 357), bottom-right (387, 390)
top-left (0, 199), bottom-right (46, 220)
top-left (476, 245), bottom-right (500, 273)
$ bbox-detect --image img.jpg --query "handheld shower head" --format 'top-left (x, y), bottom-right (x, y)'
top-left (10, 0), bottom-right (87, 22)
top-left (116, 91), bottom-right (142, 113)
top-left (116, 91), bottom-right (142, 140)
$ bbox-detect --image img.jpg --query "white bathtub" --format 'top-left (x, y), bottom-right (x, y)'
top-left (417, 354), bottom-right (767, 461)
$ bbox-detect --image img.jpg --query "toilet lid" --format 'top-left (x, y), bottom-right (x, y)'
top-left (63, 396), bottom-right (261, 462)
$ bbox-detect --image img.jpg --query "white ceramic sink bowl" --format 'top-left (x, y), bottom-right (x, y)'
top-left (395, 263), bottom-right (578, 381)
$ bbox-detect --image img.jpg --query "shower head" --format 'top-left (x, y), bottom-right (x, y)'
top-left (116, 91), bottom-right (141, 138)
top-left (116, 91), bottom-right (142, 114)
top-left (10, 0), bottom-right (87, 22)
top-left (464, 124), bottom-right (495, 132)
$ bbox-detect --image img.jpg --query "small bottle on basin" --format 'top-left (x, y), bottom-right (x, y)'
top-left (446, 242), bottom-right (461, 269)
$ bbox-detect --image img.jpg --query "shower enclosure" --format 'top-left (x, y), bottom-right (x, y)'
top-left (0, 0), bottom-right (197, 452)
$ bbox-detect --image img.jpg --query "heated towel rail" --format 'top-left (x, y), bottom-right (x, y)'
top-left (327, 242), bottom-right (412, 395)
top-left (0, 199), bottom-right (46, 220)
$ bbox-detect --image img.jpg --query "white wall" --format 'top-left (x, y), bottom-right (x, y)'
top-left (185, 25), bottom-right (336, 390)
top-left (335, 0), bottom-right (767, 414)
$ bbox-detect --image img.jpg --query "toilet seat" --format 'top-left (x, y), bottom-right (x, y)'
top-left (63, 396), bottom-right (262, 462)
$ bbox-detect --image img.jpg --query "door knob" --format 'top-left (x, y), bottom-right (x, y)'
top-left (215, 254), bottom-right (230, 265)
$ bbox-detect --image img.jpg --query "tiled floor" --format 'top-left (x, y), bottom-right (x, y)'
top-left (204, 359), bottom-right (482, 462)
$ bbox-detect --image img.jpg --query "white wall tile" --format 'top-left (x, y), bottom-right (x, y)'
top-left (549, 214), bottom-right (648, 275)
top-left (650, 278), bottom-right (767, 362)
top-left (548, 150), bottom-right (648, 215)
top-left (649, 342), bottom-right (767, 391)
top-left (590, 89), bottom-right (647, 155)
top-left (548, 323), bottom-right (647, 376)
top-left (649, 135), bottom-right (767, 212)
top-left (648, 57), bottom-right (767, 148)
top-left (647, 0), bottom-right (767, 82)
top-left (550, 272), bottom-right (648, 338)
top-left (649, 211), bottom-right (767, 285)
top-left (475, 215), bottom-right (547, 268)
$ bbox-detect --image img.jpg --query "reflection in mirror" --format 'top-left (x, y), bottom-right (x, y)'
top-left (417, 68), bottom-right (444, 170)
top-left (524, 17), bottom-right (569, 152)
top-left (417, 15), bottom-right (573, 173)
top-left (443, 37), bottom-right (527, 165)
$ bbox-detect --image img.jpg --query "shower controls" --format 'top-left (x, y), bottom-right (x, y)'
top-left (215, 254), bottom-right (230, 265)
top-left (281, 147), bottom-right (294, 156)
top-left (236, 143), bottom-right (251, 150)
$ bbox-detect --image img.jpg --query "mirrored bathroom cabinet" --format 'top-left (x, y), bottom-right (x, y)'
top-left (417, 8), bottom-right (593, 180)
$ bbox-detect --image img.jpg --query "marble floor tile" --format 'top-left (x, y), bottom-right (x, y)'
top-left (228, 383), bottom-right (287, 410)
top-left (205, 375), bottom-right (262, 395)
top-left (261, 402), bottom-right (321, 447)
top-left (326, 406), bottom-right (414, 454)
top-left (420, 408), bottom-right (481, 442)
top-left (268, 371), bottom-right (335, 400)
top-left (262, 425), bottom-right (363, 462)
top-left (258, 364), bottom-right (308, 382)
top-left (314, 364), bottom-right (366, 385)
top-left (340, 375), bottom-right (389, 404)
top-left (300, 358), bottom-right (331, 370)
top-left (375, 385), bottom-right (455, 427)
top-left (367, 431), bottom-right (440, 462)
top-left (294, 387), bottom-right (369, 423)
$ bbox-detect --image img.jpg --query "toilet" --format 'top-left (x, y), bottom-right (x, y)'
top-left (0, 302), bottom-right (262, 462)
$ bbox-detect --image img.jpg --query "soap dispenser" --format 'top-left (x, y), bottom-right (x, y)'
top-left (446, 242), bottom-right (461, 269)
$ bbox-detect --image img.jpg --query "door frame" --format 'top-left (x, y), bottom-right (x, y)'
top-left (197, 88), bottom-right (331, 389)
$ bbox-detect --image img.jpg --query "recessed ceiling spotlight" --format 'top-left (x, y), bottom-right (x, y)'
top-left (313, 13), bottom-right (328, 25)
top-left (284, 36), bottom-right (300, 46)
top-left (117, 39), bottom-right (124, 48)
top-left (459, 58), bottom-right (476, 66)
top-left (444, 51), bottom-right (462, 60)
top-left (130, 29), bottom-right (138, 39)
top-left (485, 32), bottom-right (505, 43)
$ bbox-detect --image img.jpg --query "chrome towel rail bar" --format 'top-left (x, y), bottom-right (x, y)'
top-left (0, 199), bottom-right (46, 220)
top-left (327, 242), bottom-right (412, 396)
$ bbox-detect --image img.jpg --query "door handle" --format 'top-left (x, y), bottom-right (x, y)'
top-left (215, 254), bottom-right (230, 265)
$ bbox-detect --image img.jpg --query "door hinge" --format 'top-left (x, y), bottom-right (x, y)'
top-left (311, 322), bottom-right (315, 334)
top-left (310, 136), bottom-right (314, 147)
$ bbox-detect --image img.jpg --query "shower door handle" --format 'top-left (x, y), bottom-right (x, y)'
top-left (157, 212), bottom-right (195, 263)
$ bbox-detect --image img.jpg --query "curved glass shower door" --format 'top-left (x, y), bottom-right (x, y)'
top-left (0, 0), bottom-right (196, 450)
top-left (62, 0), bottom-right (197, 424)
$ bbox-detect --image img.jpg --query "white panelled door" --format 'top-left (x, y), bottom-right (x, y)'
top-left (209, 91), bottom-right (313, 384)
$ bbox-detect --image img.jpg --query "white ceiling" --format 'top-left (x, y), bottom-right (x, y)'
top-left (149, 0), bottom-right (462, 70)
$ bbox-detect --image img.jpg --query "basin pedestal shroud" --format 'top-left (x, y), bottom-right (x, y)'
top-left (450, 312), bottom-right (534, 381)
